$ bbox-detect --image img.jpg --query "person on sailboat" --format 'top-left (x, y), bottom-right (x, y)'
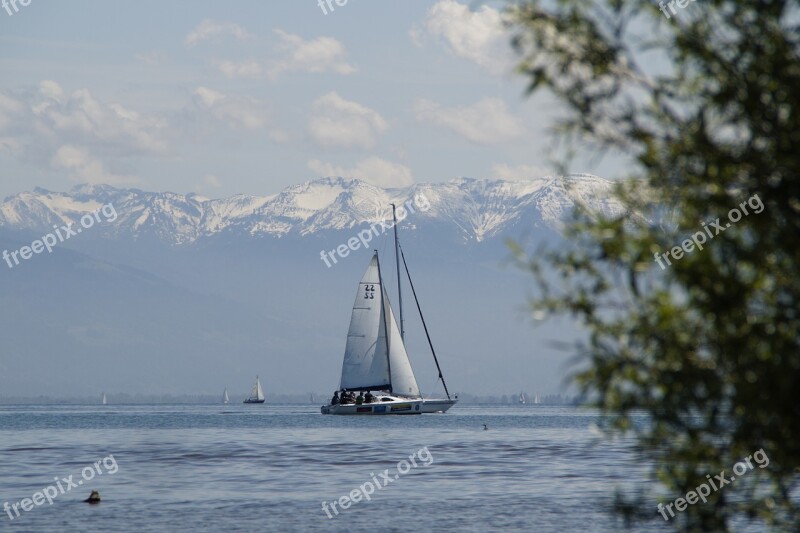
top-left (364, 391), bottom-right (374, 404)
top-left (331, 391), bottom-right (340, 405)
top-left (355, 392), bottom-right (364, 405)
top-left (340, 390), bottom-right (353, 404)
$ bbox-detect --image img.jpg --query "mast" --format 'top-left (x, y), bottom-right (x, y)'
top-left (390, 204), bottom-right (404, 340)
top-left (399, 246), bottom-right (452, 400)
top-left (375, 251), bottom-right (393, 392)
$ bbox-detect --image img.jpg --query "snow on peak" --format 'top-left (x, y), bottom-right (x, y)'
top-left (0, 175), bottom-right (617, 243)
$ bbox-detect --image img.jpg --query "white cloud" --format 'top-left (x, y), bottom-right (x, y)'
top-left (0, 80), bottom-right (169, 156)
top-left (308, 157), bottom-right (413, 188)
top-left (135, 51), bottom-right (168, 66)
top-left (185, 20), bottom-right (251, 47)
top-left (414, 97), bottom-right (526, 144)
top-left (309, 92), bottom-right (387, 149)
top-left (215, 59), bottom-right (263, 79)
top-left (490, 163), bottom-right (550, 181)
top-left (192, 87), bottom-right (267, 131)
top-left (203, 174), bottom-right (222, 188)
top-left (423, 0), bottom-right (514, 75)
top-left (201, 29), bottom-right (356, 80)
top-left (0, 136), bottom-right (23, 156)
top-left (52, 144), bottom-right (139, 186)
top-left (408, 24), bottom-right (424, 48)
top-left (0, 81), bottom-right (173, 189)
top-left (38, 80), bottom-right (63, 101)
top-left (0, 92), bottom-right (25, 132)
top-left (270, 30), bottom-right (356, 78)
top-left (0, 80), bottom-right (281, 190)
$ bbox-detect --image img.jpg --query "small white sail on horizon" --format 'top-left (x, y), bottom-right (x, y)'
top-left (243, 376), bottom-right (265, 403)
top-left (223, 388), bottom-right (229, 405)
top-left (101, 392), bottom-right (107, 405)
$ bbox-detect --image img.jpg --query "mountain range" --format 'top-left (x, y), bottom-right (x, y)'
top-left (0, 174), bottom-right (618, 244)
top-left (0, 175), bottom-right (616, 399)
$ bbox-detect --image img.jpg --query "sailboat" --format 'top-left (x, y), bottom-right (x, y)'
top-left (519, 392), bottom-right (526, 404)
top-left (321, 204), bottom-right (457, 415)
top-left (243, 376), bottom-right (265, 404)
top-left (534, 392), bottom-right (541, 405)
top-left (101, 392), bottom-right (107, 405)
top-left (223, 388), bottom-right (229, 405)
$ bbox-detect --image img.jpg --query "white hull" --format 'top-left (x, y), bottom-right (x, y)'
top-left (420, 398), bottom-right (457, 413)
top-left (321, 395), bottom-right (423, 415)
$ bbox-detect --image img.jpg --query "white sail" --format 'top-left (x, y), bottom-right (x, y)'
top-left (223, 388), bottom-right (229, 404)
top-left (101, 393), bottom-right (107, 405)
top-left (252, 377), bottom-right (265, 401)
top-left (382, 285), bottom-right (420, 398)
top-left (339, 254), bottom-right (392, 391)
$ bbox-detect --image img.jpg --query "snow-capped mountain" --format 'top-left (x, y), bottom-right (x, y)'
top-left (0, 174), bottom-right (619, 245)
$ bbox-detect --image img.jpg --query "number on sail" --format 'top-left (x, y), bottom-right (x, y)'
top-left (364, 284), bottom-right (375, 299)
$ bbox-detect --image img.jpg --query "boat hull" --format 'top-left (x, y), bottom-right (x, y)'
top-left (321, 396), bottom-right (423, 415)
top-left (243, 399), bottom-right (265, 404)
top-left (420, 398), bottom-right (457, 413)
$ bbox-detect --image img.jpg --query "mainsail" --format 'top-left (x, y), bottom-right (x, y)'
top-left (340, 254), bottom-right (391, 391)
top-left (339, 252), bottom-right (420, 397)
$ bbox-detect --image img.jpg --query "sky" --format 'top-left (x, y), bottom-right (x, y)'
top-left (0, 0), bottom-right (627, 201)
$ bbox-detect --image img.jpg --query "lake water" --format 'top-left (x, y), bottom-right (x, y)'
top-left (0, 404), bottom-right (675, 532)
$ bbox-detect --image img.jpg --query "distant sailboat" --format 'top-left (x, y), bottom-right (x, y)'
top-left (101, 392), bottom-right (107, 405)
top-left (223, 388), bottom-right (229, 405)
top-left (534, 392), bottom-right (541, 405)
top-left (243, 376), bottom-right (265, 404)
top-left (519, 392), bottom-right (526, 404)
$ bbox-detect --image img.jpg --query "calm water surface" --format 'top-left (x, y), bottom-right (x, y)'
top-left (0, 404), bottom-right (673, 532)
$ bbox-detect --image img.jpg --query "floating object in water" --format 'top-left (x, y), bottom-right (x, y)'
top-left (84, 491), bottom-right (101, 504)
top-left (483, 424), bottom-right (488, 430)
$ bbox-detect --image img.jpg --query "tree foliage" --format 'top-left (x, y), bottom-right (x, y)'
top-left (509, 0), bottom-right (800, 529)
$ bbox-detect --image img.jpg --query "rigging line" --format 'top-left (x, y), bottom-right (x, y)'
top-left (391, 203), bottom-right (404, 340)
top-left (399, 245), bottom-right (451, 401)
